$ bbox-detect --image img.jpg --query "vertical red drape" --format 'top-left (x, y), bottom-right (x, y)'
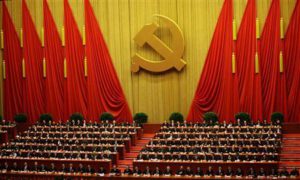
top-left (187, 0), bottom-right (238, 122)
top-left (236, 0), bottom-right (263, 121)
top-left (22, 0), bottom-right (45, 124)
top-left (84, 0), bottom-right (132, 122)
top-left (44, 0), bottom-right (67, 122)
top-left (3, 2), bottom-right (24, 122)
top-left (64, 0), bottom-right (88, 118)
top-left (283, 0), bottom-right (300, 122)
top-left (259, 0), bottom-right (287, 121)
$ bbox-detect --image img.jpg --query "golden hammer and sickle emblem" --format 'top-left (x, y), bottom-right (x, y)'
top-left (131, 15), bottom-right (186, 73)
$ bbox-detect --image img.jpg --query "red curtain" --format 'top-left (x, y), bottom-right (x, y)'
top-left (236, 0), bottom-right (263, 121)
top-left (2, 2), bottom-right (24, 122)
top-left (187, 0), bottom-right (238, 122)
top-left (84, 0), bottom-right (132, 122)
top-left (44, 0), bottom-right (67, 122)
top-left (64, 0), bottom-right (88, 119)
top-left (22, 0), bottom-right (45, 124)
top-left (284, 0), bottom-right (300, 122)
top-left (259, 0), bottom-right (287, 121)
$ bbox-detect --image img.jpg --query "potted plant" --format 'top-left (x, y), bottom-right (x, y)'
top-left (100, 112), bottom-right (114, 122)
top-left (203, 112), bottom-right (219, 125)
top-left (134, 112), bottom-right (148, 126)
top-left (271, 112), bottom-right (284, 125)
top-left (235, 112), bottom-right (250, 124)
top-left (39, 113), bottom-right (53, 125)
top-left (69, 112), bottom-right (84, 125)
top-left (14, 113), bottom-right (27, 123)
top-left (169, 112), bottom-right (184, 123)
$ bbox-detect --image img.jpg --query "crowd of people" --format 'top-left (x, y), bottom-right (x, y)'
top-left (1, 162), bottom-right (299, 178)
top-left (137, 120), bottom-right (281, 163)
top-left (0, 120), bottom-right (141, 174)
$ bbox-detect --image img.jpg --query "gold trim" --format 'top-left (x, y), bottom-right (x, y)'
top-left (64, 58), bottom-right (67, 78)
top-left (20, 28), bottom-right (23, 47)
top-left (62, 27), bottom-right (65, 46)
top-left (83, 26), bottom-right (86, 45)
top-left (280, 18), bottom-right (284, 39)
top-left (255, 52), bottom-right (259, 73)
top-left (279, 51), bottom-right (284, 73)
top-left (3, 60), bottom-right (6, 80)
top-left (41, 27), bottom-right (45, 47)
top-left (84, 56), bottom-right (88, 77)
top-left (43, 58), bottom-right (46, 78)
top-left (0, 30), bottom-right (4, 49)
top-left (256, 18), bottom-right (260, 39)
top-left (22, 58), bottom-right (26, 78)
top-left (232, 52), bottom-right (236, 73)
top-left (232, 19), bottom-right (237, 41)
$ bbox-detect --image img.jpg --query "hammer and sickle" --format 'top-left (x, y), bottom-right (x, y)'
top-left (131, 15), bottom-right (186, 73)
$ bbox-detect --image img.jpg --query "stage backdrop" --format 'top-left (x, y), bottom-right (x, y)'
top-left (0, 0), bottom-right (298, 123)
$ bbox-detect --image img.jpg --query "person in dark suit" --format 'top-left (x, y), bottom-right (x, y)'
top-left (133, 166), bottom-right (142, 176)
top-left (143, 166), bottom-right (152, 176)
top-left (279, 167), bottom-right (290, 177)
top-left (290, 168), bottom-right (299, 177)
top-left (163, 166), bottom-right (172, 176)
top-left (185, 166), bottom-right (193, 176)
top-left (86, 165), bottom-right (95, 174)
top-left (269, 168), bottom-right (278, 177)
top-left (110, 165), bottom-right (121, 175)
top-left (176, 166), bottom-right (186, 176)
top-left (257, 168), bottom-right (266, 177)
top-left (235, 168), bottom-right (243, 177)
top-left (225, 167), bottom-right (234, 176)
top-left (206, 166), bottom-right (214, 176)
top-left (153, 166), bottom-right (161, 176)
top-left (40, 164), bottom-right (47, 172)
top-left (11, 162), bottom-right (19, 171)
top-left (68, 163), bottom-right (74, 173)
top-left (215, 166), bottom-right (224, 176)
top-left (61, 164), bottom-right (68, 173)
top-left (123, 165), bottom-right (133, 175)
top-left (195, 167), bottom-right (203, 176)
top-left (23, 162), bottom-right (28, 171)
top-left (48, 163), bottom-right (56, 172)
top-left (247, 167), bottom-right (256, 178)
top-left (98, 166), bottom-right (106, 175)
top-left (32, 161), bottom-right (40, 172)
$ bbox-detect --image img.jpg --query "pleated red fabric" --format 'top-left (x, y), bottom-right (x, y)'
top-left (259, 0), bottom-right (287, 121)
top-left (64, 0), bottom-right (88, 119)
top-left (236, 0), bottom-right (263, 121)
top-left (187, 0), bottom-right (238, 122)
top-left (283, 0), bottom-right (300, 122)
top-left (44, 0), bottom-right (67, 122)
top-left (22, 0), bottom-right (45, 124)
top-left (3, 2), bottom-right (24, 122)
top-left (84, 0), bottom-right (132, 122)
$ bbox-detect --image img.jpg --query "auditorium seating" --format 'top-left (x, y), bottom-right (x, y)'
top-left (0, 120), bottom-right (142, 173)
top-left (1, 120), bottom-right (300, 179)
top-left (133, 120), bottom-right (282, 176)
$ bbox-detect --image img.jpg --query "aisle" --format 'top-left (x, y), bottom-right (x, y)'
top-left (117, 133), bottom-right (155, 172)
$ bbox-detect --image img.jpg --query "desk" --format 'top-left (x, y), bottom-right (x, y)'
top-left (13, 142), bottom-right (126, 160)
top-left (1, 125), bottom-right (17, 140)
top-left (18, 137), bottom-right (132, 152)
top-left (0, 131), bottom-right (9, 144)
top-left (0, 171), bottom-right (281, 180)
top-left (0, 157), bottom-right (111, 172)
top-left (133, 160), bottom-right (278, 173)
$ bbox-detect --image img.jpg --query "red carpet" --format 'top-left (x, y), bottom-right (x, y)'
top-left (279, 134), bottom-right (300, 170)
top-left (117, 133), bottom-right (155, 172)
